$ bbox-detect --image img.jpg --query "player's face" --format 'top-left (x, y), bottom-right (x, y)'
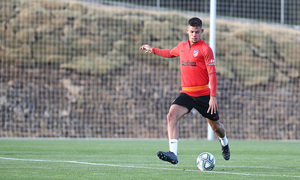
top-left (186, 25), bottom-right (203, 45)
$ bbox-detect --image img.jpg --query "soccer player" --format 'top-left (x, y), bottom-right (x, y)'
top-left (139, 17), bottom-right (230, 164)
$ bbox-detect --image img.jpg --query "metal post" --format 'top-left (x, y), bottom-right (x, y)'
top-left (281, 0), bottom-right (284, 24)
top-left (208, 0), bottom-right (217, 141)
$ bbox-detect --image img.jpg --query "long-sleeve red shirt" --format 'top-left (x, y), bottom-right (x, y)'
top-left (152, 39), bottom-right (217, 97)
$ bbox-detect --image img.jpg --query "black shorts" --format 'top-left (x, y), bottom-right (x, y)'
top-left (172, 93), bottom-right (219, 121)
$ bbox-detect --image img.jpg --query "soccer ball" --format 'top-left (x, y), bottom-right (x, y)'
top-left (196, 152), bottom-right (215, 171)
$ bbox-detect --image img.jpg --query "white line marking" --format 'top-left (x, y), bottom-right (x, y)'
top-left (217, 165), bottom-right (300, 170)
top-left (1, 157), bottom-right (299, 178)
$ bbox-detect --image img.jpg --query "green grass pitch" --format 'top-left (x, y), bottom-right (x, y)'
top-left (0, 139), bottom-right (299, 179)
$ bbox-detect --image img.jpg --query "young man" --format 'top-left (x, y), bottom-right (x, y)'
top-left (140, 17), bottom-right (230, 164)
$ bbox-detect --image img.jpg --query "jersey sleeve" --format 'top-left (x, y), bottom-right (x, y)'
top-left (152, 45), bottom-right (180, 58)
top-left (209, 73), bottom-right (217, 97)
top-left (204, 46), bottom-right (217, 97)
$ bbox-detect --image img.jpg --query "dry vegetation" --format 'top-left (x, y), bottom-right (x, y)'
top-left (1, 0), bottom-right (299, 84)
top-left (0, 0), bottom-right (299, 139)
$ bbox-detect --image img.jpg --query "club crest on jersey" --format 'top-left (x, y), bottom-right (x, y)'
top-left (193, 50), bottom-right (199, 57)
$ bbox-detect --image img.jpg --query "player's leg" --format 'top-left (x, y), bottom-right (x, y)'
top-left (167, 104), bottom-right (188, 141)
top-left (192, 95), bottom-right (230, 160)
top-left (166, 93), bottom-right (193, 143)
top-left (206, 118), bottom-right (230, 160)
top-left (206, 118), bottom-right (225, 138)
top-left (167, 104), bottom-right (189, 155)
top-left (157, 93), bottom-right (193, 164)
top-left (157, 104), bottom-right (188, 165)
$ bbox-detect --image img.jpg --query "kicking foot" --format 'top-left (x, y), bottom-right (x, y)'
top-left (157, 151), bottom-right (178, 165)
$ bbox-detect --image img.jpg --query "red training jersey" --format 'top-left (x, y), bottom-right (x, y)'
top-left (152, 39), bottom-right (217, 97)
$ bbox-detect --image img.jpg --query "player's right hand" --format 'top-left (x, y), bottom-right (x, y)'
top-left (140, 44), bottom-right (153, 53)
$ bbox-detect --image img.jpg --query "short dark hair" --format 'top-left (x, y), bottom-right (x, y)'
top-left (188, 17), bottom-right (202, 28)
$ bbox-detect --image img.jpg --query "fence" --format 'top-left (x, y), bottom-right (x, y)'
top-left (101, 0), bottom-right (300, 25)
top-left (0, 0), bottom-right (299, 139)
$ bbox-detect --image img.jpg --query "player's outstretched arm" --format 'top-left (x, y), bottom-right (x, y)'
top-left (140, 44), bottom-right (177, 58)
top-left (140, 44), bottom-right (153, 53)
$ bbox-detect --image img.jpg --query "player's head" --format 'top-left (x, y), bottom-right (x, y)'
top-left (187, 17), bottom-right (204, 45)
top-left (188, 17), bottom-right (202, 29)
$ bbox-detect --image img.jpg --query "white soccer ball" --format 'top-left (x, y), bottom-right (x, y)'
top-left (196, 152), bottom-right (215, 171)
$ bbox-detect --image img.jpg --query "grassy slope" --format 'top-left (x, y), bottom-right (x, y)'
top-left (0, 139), bottom-right (299, 179)
top-left (1, 0), bottom-right (300, 85)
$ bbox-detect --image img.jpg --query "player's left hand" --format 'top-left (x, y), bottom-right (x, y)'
top-left (207, 96), bottom-right (218, 114)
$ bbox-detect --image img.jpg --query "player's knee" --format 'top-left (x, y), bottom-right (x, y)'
top-left (167, 112), bottom-right (177, 124)
top-left (211, 122), bottom-right (223, 132)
